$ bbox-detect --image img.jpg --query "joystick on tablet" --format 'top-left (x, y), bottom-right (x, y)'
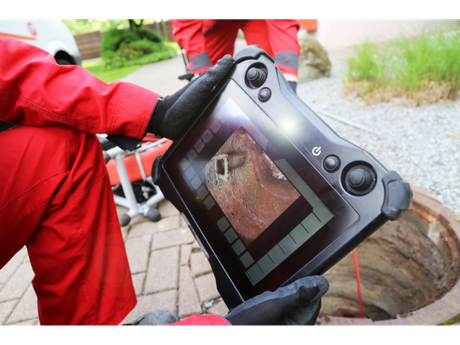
top-left (343, 164), bottom-right (376, 196)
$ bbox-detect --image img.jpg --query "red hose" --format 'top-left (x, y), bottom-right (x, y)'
top-left (353, 249), bottom-right (364, 318)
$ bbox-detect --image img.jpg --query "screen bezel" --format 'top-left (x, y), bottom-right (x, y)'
top-left (163, 80), bottom-right (359, 299)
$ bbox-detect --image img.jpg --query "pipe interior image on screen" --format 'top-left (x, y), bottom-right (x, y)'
top-left (202, 127), bottom-right (300, 246)
top-left (175, 96), bottom-right (342, 287)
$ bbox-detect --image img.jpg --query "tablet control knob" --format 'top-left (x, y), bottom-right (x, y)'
top-left (347, 168), bottom-right (373, 191)
top-left (247, 67), bottom-right (267, 87)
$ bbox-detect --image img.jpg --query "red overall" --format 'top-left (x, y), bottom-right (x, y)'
top-left (171, 20), bottom-right (301, 76)
top-left (0, 38), bottom-right (229, 325)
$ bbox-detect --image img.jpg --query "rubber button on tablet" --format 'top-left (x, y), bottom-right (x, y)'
top-left (258, 88), bottom-right (271, 102)
top-left (323, 155), bottom-right (340, 172)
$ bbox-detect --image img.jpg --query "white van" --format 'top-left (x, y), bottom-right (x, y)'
top-left (0, 20), bottom-right (82, 66)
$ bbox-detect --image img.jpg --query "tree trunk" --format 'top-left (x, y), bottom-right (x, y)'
top-left (160, 19), bottom-right (167, 40)
top-left (128, 19), bottom-right (144, 33)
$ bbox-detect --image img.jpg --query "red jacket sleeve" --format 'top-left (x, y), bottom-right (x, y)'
top-left (0, 38), bottom-right (160, 139)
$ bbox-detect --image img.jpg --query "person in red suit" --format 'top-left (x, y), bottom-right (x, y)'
top-left (0, 38), bottom-right (327, 326)
top-left (171, 20), bottom-right (301, 94)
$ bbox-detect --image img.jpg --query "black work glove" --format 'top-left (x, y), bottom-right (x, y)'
top-left (224, 276), bottom-right (329, 325)
top-left (107, 55), bottom-right (234, 151)
top-left (148, 54), bottom-right (234, 140)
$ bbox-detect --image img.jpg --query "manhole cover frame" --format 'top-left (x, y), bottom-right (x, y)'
top-left (317, 184), bottom-right (460, 326)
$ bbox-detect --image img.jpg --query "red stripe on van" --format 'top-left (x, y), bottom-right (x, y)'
top-left (0, 32), bottom-right (36, 40)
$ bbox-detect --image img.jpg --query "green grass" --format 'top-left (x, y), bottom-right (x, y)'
top-left (442, 312), bottom-right (460, 325)
top-left (345, 28), bottom-right (460, 105)
top-left (83, 60), bottom-right (140, 84)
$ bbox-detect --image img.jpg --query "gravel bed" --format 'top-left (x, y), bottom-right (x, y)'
top-left (297, 67), bottom-right (460, 216)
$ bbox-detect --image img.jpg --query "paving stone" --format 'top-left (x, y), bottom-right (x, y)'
top-left (0, 263), bottom-right (34, 303)
top-left (0, 300), bottom-right (17, 325)
top-left (0, 248), bottom-right (27, 285)
top-left (131, 273), bottom-right (145, 296)
top-left (9, 318), bottom-right (39, 326)
top-left (413, 312), bottom-right (426, 324)
top-left (6, 284), bottom-right (38, 324)
top-left (178, 266), bottom-right (201, 318)
top-left (121, 290), bottom-right (177, 324)
top-left (180, 245), bottom-right (192, 266)
top-left (128, 221), bottom-right (158, 239)
top-left (120, 54), bottom-right (188, 100)
top-left (190, 252), bottom-right (212, 276)
top-left (121, 224), bottom-right (131, 242)
top-left (390, 319), bottom-right (401, 327)
top-left (151, 228), bottom-right (194, 250)
top-left (192, 240), bottom-right (201, 249)
top-left (125, 236), bottom-right (150, 274)
top-left (156, 215), bottom-right (182, 232)
top-left (159, 200), bottom-right (180, 218)
top-left (129, 213), bottom-right (151, 227)
top-left (194, 273), bottom-right (220, 303)
top-left (207, 300), bottom-right (229, 317)
top-left (145, 247), bottom-right (179, 294)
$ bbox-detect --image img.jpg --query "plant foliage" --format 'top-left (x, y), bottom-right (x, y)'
top-left (100, 27), bottom-right (177, 70)
top-left (345, 28), bottom-right (460, 106)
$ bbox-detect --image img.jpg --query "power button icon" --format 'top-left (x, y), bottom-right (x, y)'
top-left (312, 146), bottom-right (321, 156)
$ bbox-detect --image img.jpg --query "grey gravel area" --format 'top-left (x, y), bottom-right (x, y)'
top-left (297, 67), bottom-right (460, 216)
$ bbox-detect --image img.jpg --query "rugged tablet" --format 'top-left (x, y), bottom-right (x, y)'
top-left (152, 46), bottom-right (412, 309)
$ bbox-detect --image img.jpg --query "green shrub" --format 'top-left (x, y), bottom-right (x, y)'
top-left (116, 39), bottom-right (157, 60)
top-left (101, 28), bottom-right (137, 57)
top-left (100, 27), bottom-right (176, 70)
top-left (134, 27), bottom-right (163, 43)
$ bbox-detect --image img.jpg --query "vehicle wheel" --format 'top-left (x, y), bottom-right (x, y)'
top-left (56, 58), bottom-right (72, 65)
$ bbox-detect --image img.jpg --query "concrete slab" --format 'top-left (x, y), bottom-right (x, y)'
top-left (121, 290), bottom-right (178, 324)
top-left (125, 236), bottom-right (151, 274)
top-left (145, 246), bottom-right (179, 294)
top-left (6, 284), bottom-right (38, 324)
top-left (178, 266), bottom-right (201, 318)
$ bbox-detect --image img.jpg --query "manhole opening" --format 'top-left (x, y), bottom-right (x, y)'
top-left (320, 207), bottom-right (460, 321)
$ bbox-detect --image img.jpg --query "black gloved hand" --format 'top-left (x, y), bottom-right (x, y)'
top-left (224, 276), bottom-right (329, 325)
top-left (148, 54), bottom-right (234, 140)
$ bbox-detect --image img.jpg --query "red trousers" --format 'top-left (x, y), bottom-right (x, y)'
top-left (0, 38), bottom-right (229, 326)
top-left (172, 20), bottom-right (300, 76)
top-left (0, 38), bottom-right (155, 325)
top-left (0, 124), bottom-right (136, 325)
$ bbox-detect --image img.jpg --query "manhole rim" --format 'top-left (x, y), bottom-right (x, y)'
top-left (318, 184), bottom-right (460, 326)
